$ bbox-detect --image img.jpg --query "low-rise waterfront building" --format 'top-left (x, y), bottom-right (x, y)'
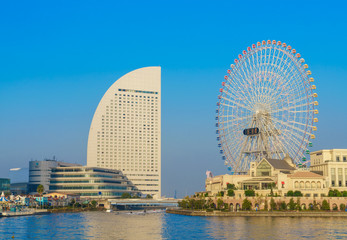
top-left (49, 166), bottom-right (141, 199)
top-left (29, 158), bottom-right (81, 193)
top-left (205, 150), bottom-right (347, 198)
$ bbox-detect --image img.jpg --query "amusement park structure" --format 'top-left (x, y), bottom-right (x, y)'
top-left (216, 40), bottom-right (318, 174)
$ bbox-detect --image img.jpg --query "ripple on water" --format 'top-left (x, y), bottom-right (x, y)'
top-left (0, 212), bottom-right (347, 239)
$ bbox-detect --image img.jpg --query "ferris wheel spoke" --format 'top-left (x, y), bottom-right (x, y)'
top-left (270, 117), bottom-right (309, 136)
top-left (220, 95), bottom-right (253, 112)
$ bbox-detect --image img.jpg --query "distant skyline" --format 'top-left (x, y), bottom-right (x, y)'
top-left (1, 1), bottom-right (347, 197)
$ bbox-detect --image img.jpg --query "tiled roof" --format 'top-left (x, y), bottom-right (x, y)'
top-left (288, 171), bottom-right (325, 178)
top-left (266, 159), bottom-right (296, 170)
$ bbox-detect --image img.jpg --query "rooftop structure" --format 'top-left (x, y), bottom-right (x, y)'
top-left (49, 166), bottom-right (140, 199)
top-left (87, 67), bottom-right (161, 198)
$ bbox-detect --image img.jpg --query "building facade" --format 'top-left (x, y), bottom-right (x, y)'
top-left (49, 166), bottom-right (141, 198)
top-left (87, 67), bottom-right (161, 198)
top-left (206, 156), bottom-right (329, 198)
top-left (310, 149), bottom-right (347, 188)
top-left (9, 167), bottom-right (31, 195)
top-left (0, 178), bottom-right (10, 194)
top-left (29, 159), bottom-right (81, 193)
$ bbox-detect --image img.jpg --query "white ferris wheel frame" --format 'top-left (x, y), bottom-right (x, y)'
top-left (216, 40), bottom-right (318, 174)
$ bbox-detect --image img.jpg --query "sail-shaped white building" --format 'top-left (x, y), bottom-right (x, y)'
top-left (87, 67), bottom-right (161, 198)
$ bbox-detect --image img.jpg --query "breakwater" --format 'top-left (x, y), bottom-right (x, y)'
top-left (1, 209), bottom-right (49, 217)
top-left (166, 208), bottom-right (347, 217)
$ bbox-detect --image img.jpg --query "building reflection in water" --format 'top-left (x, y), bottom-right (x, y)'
top-left (203, 216), bottom-right (347, 239)
top-left (85, 211), bottom-right (164, 239)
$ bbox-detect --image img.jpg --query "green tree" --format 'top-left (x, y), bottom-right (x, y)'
top-left (224, 203), bottom-right (229, 210)
top-left (146, 194), bottom-right (153, 199)
top-left (121, 192), bottom-right (132, 198)
top-left (296, 198), bottom-right (301, 211)
top-left (227, 189), bottom-right (235, 197)
top-left (293, 191), bottom-right (303, 197)
top-left (91, 200), bottom-right (97, 208)
top-left (195, 199), bottom-right (204, 209)
top-left (321, 200), bottom-right (330, 210)
top-left (269, 183), bottom-right (276, 196)
top-left (242, 198), bottom-right (252, 210)
top-left (329, 189), bottom-right (342, 197)
top-left (340, 203), bottom-right (346, 211)
top-left (270, 198), bottom-right (276, 210)
top-left (217, 199), bottom-right (224, 210)
top-left (178, 200), bottom-right (188, 208)
top-left (342, 191), bottom-right (347, 197)
top-left (288, 198), bottom-right (296, 210)
top-left (280, 201), bottom-right (287, 210)
top-left (227, 183), bottom-right (236, 190)
top-left (245, 189), bottom-right (255, 197)
top-left (287, 190), bottom-right (294, 197)
top-left (188, 199), bottom-right (196, 209)
top-left (37, 185), bottom-right (44, 196)
top-left (204, 193), bottom-right (209, 197)
top-left (205, 198), bottom-right (214, 209)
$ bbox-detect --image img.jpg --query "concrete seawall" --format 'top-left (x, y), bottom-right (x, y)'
top-left (1, 209), bottom-right (49, 217)
top-left (166, 209), bottom-right (347, 217)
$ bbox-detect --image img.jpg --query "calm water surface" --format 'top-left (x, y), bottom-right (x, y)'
top-left (0, 211), bottom-right (346, 239)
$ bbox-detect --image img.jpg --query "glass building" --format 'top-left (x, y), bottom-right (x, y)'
top-left (0, 178), bottom-right (10, 194)
top-left (29, 159), bottom-right (81, 193)
top-left (49, 166), bottom-right (140, 198)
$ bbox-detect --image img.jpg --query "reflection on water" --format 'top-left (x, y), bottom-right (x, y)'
top-left (86, 212), bottom-right (164, 239)
top-left (0, 212), bottom-right (347, 239)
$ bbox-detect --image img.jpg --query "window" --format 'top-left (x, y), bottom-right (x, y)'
top-left (337, 156), bottom-right (340, 162)
top-left (344, 156), bottom-right (347, 162)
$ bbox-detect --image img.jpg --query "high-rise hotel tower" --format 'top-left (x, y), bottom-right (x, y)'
top-left (87, 67), bottom-right (161, 198)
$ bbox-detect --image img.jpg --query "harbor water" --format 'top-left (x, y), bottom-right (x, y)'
top-left (0, 211), bottom-right (346, 239)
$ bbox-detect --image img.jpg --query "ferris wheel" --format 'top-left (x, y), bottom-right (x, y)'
top-left (216, 40), bottom-right (318, 174)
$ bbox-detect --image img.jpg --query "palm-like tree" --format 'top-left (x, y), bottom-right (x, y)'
top-left (37, 185), bottom-right (44, 196)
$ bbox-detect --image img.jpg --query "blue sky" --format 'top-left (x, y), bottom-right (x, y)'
top-left (0, 1), bottom-right (346, 197)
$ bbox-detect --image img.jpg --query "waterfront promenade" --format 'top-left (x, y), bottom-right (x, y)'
top-left (186, 195), bottom-right (347, 211)
top-left (167, 209), bottom-right (347, 217)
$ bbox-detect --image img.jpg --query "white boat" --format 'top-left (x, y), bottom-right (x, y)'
top-left (106, 209), bottom-right (113, 213)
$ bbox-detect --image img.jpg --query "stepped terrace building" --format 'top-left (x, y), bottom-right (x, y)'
top-left (87, 67), bottom-right (161, 198)
top-left (49, 166), bottom-right (140, 199)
